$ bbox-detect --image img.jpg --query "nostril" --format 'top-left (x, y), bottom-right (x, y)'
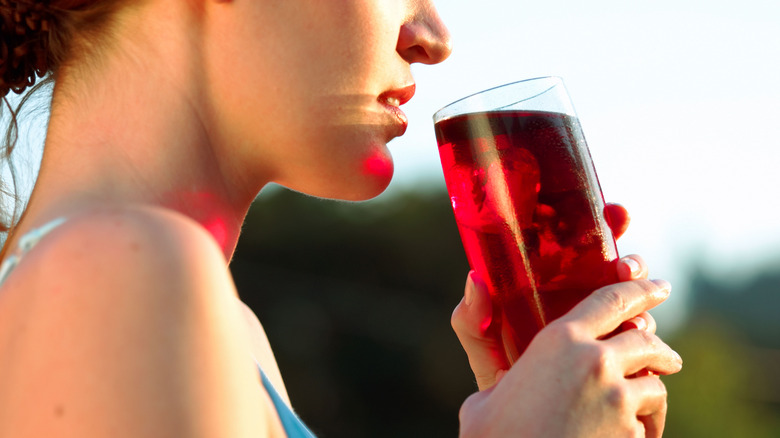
top-left (404, 45), bottom-right (428, 63)
top-left (397, 21), bottom-right (452, 65)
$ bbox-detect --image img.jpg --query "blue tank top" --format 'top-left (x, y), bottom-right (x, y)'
top-left (257, 363), bottom-right (317, 438)
top-left (0, 218), bottom-right (316, 437)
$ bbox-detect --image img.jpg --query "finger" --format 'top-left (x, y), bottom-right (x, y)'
top-left (607, 329), bottom-right (683, 376)
top-left (639, 410), bottom-right (667, 438)
top-left (620, 312), bottom-right (657, 334)
top-left (620, 315), bottom-right (647, 332)
top-left (631, 376), bottom-right (668, 438)
top-left (633, 419), bottom-right (647, 438)
top-left (451, 271), bottom-right (510, 390)
top-left (616, 255), bottom-right (648, 281)
top-left (642, 312), bottom-right (657, 334)
top-left (605, 203), bottom-right (630, 239)
top-left (562, 279), bottom-right (671, 338)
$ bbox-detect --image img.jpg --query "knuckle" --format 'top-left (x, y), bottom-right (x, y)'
top-left (596, 286), bottom-right (630, 314)
top-left (541, 320), bottom-right (580, 346)
top-left (458, 391), bottom-right (490, 434)
top-left (582, 343), bottom-right (613, 379)
top-left (458, 393), bottom-right (476, 419)
top-left (605, 383), bottom-right (630, 409)
top-left (450, 303), bottom-right (467, 333)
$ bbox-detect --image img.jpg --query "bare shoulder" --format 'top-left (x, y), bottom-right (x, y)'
top-left (0, 206), bottom-right (284, 437)
top-left (0, 206), bottom-right (232, 326)
top-left (22, 206), bottom-right (225, 284)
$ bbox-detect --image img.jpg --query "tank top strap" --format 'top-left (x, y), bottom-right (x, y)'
top-left (252, 355), bottom-right (317, 437)
top-left (0, 217), bottom-right (68, 287)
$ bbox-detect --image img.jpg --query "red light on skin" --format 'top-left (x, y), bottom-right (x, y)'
top-left (161, 190), bottom-right (232, 253)
top-left (362, 153), bottom-right (393, 181)
top-left (479, 313), bottom-right (493, 334)
top-left (203, 218), bottom-right (228, 250)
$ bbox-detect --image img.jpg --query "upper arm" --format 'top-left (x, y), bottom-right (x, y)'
top-left (0, 208), bottom-right (284, 438)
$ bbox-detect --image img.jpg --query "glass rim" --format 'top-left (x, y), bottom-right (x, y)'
top-left (433, 76), bottom-right (566, 123)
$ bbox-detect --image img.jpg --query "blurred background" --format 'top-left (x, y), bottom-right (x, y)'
top-left (4, 0), bottom-right (779, 436)
top-left (236, 0), bottom-right (780, 436)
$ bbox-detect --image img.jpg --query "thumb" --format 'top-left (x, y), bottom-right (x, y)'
top-left (451, 271), bottom-right (511, 390)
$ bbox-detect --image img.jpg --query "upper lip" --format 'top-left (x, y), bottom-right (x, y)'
top-left (379, 84), bottom-right (416, 107)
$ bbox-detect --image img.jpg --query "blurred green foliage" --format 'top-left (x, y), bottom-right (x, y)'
top-left (232, 186), bottom-right (473, 437)
top-left (664, 265), bottom-right (780, 437)
top-left (231, 185), bottom-right (780, 437)
top-left (664, 320), bottom-right (780, 437)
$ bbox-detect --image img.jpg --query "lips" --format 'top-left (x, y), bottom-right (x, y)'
top-left (380, 84), bottom-right (416, 107)
top-left (379, 84), bottom-right (416, 138)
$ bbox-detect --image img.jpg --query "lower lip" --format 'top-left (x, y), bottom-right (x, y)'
top-left (382, 103), bottom-right (408, 138)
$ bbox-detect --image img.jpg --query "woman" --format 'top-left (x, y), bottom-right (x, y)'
top-left (0, 0), bottom-right (681, 437)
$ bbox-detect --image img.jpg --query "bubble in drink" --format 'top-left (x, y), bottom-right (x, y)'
top-left (435, 110), bottom-right (618, 362)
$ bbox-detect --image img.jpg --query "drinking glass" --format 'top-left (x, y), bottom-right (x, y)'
top-left (433, 77), bottom-right (619, 362)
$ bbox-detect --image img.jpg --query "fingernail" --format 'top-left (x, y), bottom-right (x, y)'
top-left (650, 279), bottom-right (672, 297)
top-left (465, 271), bottom-right (476, 305)
top-left (620, 315), bottom-right (647, 332)
top-left (623, 257), bottom-right (641, 277)
top-left (672, 349), bottom-right (683, 364)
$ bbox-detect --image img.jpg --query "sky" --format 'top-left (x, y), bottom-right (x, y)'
top-left (4, 0), bottom-right (778, 334)
top-left (384, 0), bottom-right (780, 333)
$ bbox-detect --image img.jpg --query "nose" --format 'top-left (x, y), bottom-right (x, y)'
top-left (396, 2), bottom-right (452, 65)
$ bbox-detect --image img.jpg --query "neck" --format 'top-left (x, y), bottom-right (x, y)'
top-left (15, 1), bottom-right (267, 261)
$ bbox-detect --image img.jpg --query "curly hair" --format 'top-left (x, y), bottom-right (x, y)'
top-left (0, 0), bottom-right (54, 97)
top-left (0, 0), bottom-right (120, 236)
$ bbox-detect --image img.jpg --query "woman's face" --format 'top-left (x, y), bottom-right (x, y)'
top-left (206, 0), bottom-right (451, 200)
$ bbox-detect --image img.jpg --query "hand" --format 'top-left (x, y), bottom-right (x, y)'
top-left (451, 203), bottom-right (642, 391)
top-left (451, 203), bottom-right (683, 437)
top-left (456, 276), bottom-right (681, 437)
top-left (451, 254), bottom-right (657, 390)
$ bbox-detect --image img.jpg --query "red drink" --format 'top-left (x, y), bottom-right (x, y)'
top-left (435, 110), bottom-right (618, 362)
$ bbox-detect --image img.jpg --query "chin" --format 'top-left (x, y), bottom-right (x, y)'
top-left (287, 177), bottom-right (392, 202)
top-left (278, 156), bottom-right (394, 202)
top-left (328, 159), bottom-right (395, 201)
top-left (356, 152), bottom-right (394, 198)
top-left (342, 176), bottom-right (393, 201)
top-left (323, 147), bottom-right (395, 201)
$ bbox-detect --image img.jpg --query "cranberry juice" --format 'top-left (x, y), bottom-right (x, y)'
top-left (435, 110), bottom-right (618, 362)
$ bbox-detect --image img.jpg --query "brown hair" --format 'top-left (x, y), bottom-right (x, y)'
top-left (0, 0), bottom-right (120, 239)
